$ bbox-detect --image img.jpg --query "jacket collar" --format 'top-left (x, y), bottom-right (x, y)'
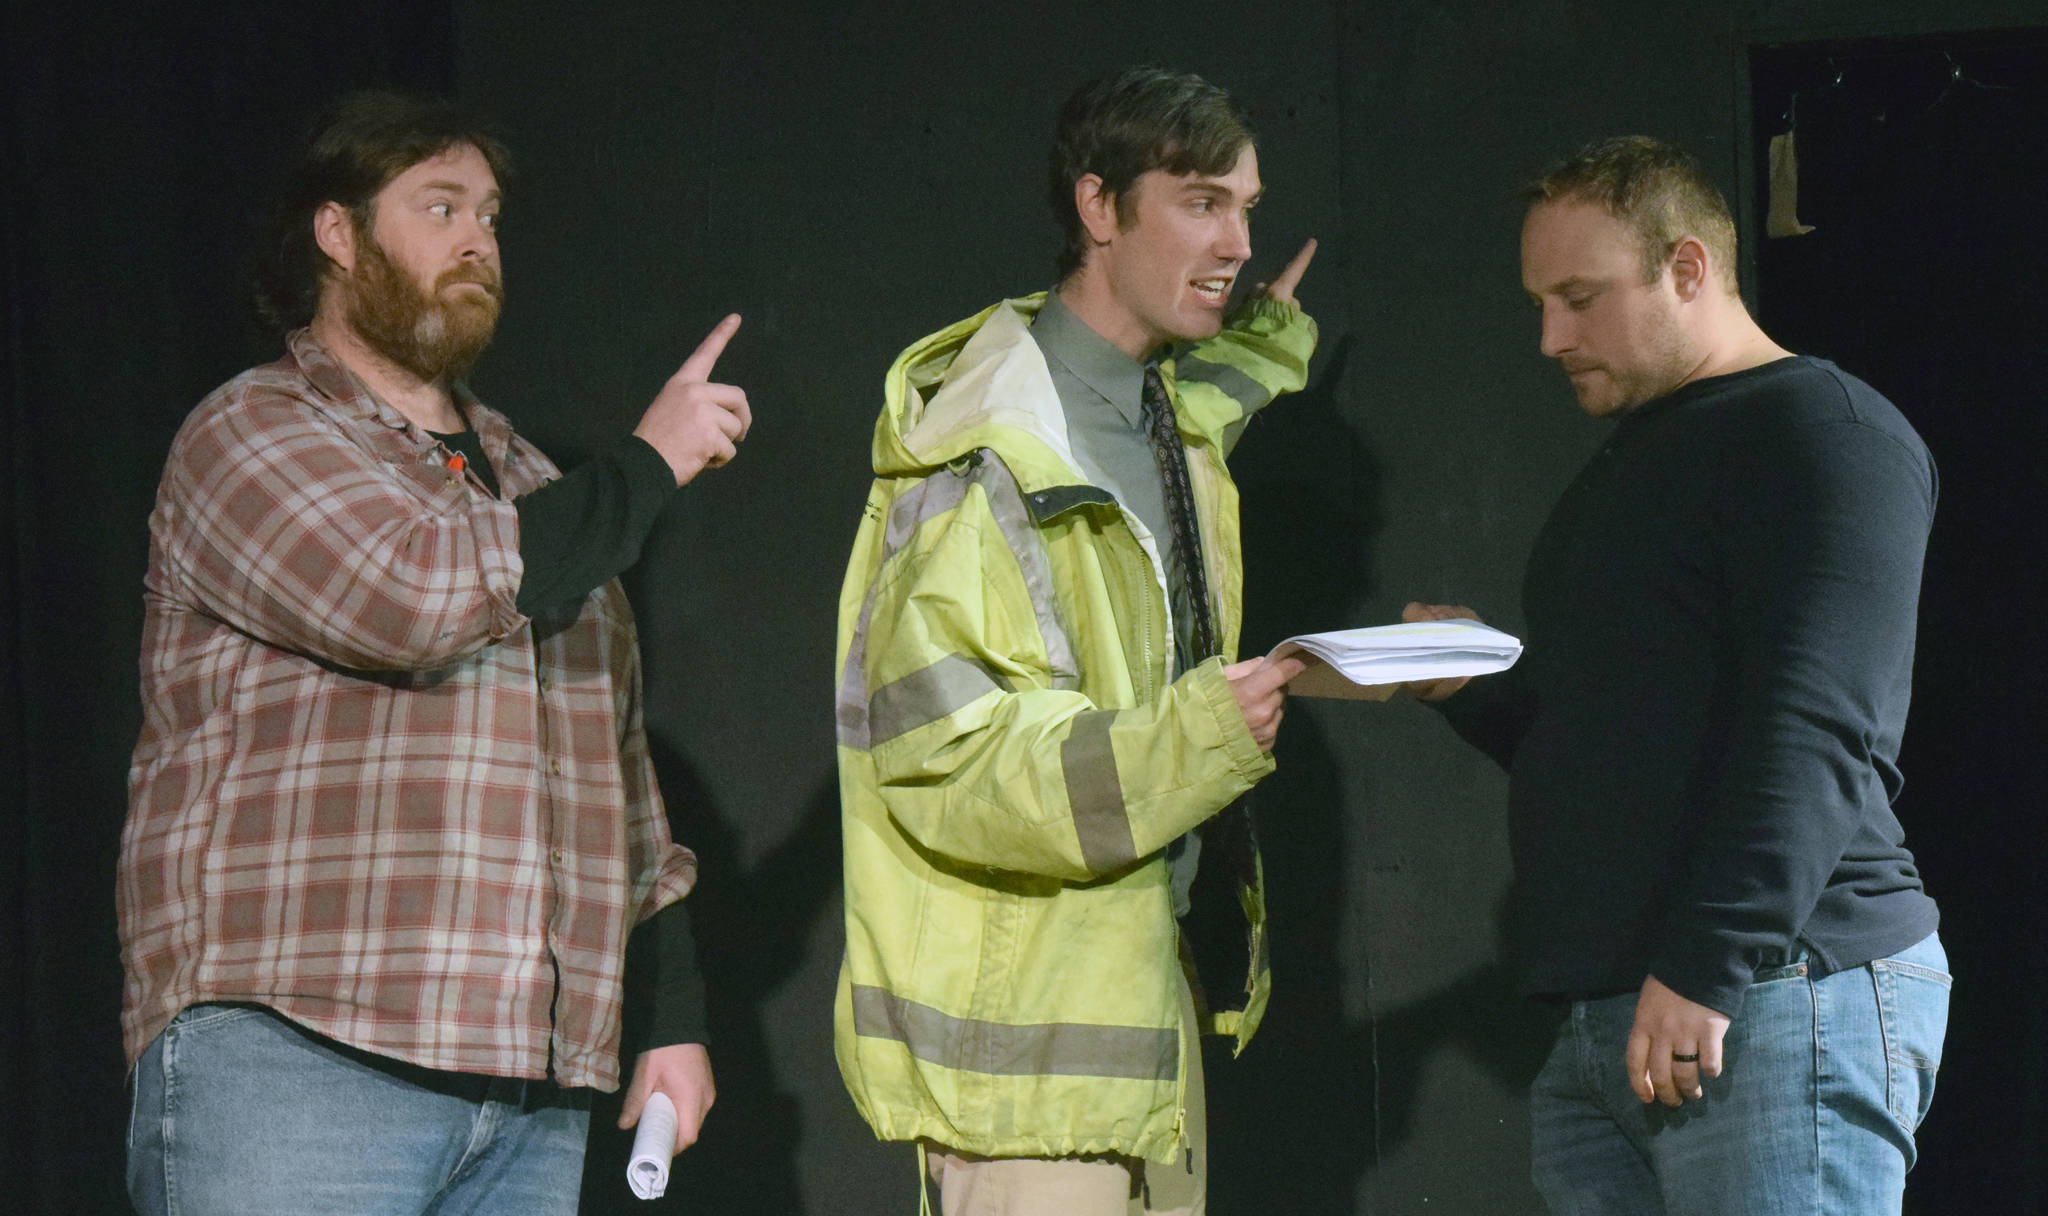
top-left (886, 298), bottom-right (1088, 495)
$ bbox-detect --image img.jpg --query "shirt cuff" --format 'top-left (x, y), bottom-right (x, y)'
top-left (616, 434), bottom-right (677, 498)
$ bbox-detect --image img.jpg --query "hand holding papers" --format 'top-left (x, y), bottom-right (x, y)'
top-left (626, 1091), bottom-right (679, 1200)
top-left (1268, 618), bottom-right (1522, 700)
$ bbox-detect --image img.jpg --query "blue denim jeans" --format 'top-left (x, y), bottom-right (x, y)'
top-left (127, 1003), bottom-right (591, 1216)
top-left (1530, 933), bottom-right (1950, 1216)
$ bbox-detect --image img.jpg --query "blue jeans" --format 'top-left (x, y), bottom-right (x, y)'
top-left (1531, 933), bottom-right (1950, 1216)
top-left (127, 1003), bottom-right (591, 1216)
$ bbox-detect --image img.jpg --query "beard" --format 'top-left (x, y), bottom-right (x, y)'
top-left (342, 234), bottom-right (503, 383)
top-left (1607, 316), bottom-right (1694, 414)
top-left (1563, 304), bottom-right (1694, 417)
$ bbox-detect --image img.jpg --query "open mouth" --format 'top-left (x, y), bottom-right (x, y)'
top-left (1191, 277), bottom-right (1232, 306)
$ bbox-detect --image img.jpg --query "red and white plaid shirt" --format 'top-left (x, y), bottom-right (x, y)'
top-left (118, 330), bottom-right (695, 1090)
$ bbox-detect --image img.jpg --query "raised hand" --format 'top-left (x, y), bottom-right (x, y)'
top-left (634, 313), bottom-right (752, 487)
top-left (1254, 237), bottom-right (1318, 308)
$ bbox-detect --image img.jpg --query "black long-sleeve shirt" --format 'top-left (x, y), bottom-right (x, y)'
top-left (1442, 356), bottom-right (1940, 1019)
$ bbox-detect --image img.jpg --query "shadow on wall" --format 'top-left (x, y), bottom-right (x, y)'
top-left (578, 750), bottom-right (844, 1215)
top-left (1203, 333), bottom-right (1381, 1209)
top-left (1204, 335), bottom-right (1557, 1206)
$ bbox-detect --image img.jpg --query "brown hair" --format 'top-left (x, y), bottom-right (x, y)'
top-left (252, 90), bottom-right (510, 333)
top-left (1047, 67), bottom-right (1254, 281)
top-left (1523, 135), bottom-right (1737, 291)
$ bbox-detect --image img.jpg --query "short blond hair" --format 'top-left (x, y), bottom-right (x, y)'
top-left (1524, 135), bottom-right (1738, 292)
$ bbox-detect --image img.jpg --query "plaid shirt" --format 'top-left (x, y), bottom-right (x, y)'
top-left (118, 330), bottom-right (695, 1090)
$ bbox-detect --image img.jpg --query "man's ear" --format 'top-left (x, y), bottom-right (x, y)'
top-left (1075, 174), bottom-right (1121, 246)
top-left (1669, 234), bottom-right (1710, 302)
top-left (312, 202), bottom-right (359, 274)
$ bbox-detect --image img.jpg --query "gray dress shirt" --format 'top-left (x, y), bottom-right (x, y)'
top-left (1029, 292), bottom-right (1206, 675)
top-left (1030, 291), bottom-right (1204, 912)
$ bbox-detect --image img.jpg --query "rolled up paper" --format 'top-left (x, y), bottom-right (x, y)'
top-left (627, 1091), bottom-right (679, 1200)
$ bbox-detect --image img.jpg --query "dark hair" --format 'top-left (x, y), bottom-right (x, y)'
top-left (1046, 67), bottom-right (1255, 281)
top-left (1521, 135), bottom-right (1738, 291)
top-left (252, 90), bottom-right (510, 333)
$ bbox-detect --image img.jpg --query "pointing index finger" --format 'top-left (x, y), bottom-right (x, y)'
top-left (1266, 238), bottom-right (1318, 306)
top-left (676, 313), bottom-right (742, 383)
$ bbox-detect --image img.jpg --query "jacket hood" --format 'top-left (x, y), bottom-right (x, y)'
top-left (872, 294), bottom-right (1087, 490)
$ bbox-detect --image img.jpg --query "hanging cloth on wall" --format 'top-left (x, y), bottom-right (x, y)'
top-left (1766, 129), bottom-right (1818, 238)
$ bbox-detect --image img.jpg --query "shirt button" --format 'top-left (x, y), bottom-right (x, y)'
top-left (551, 847), bottom-right (565, 864)
top-left (550, 758), bottom-right (562, 776)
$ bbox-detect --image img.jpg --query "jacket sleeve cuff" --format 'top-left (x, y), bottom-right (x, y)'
top-left (1191, 655), bottom-right (1277, 783)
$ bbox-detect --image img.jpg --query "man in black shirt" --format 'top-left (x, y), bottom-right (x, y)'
top-left (1406, 136), bottom-right (1948, 1215)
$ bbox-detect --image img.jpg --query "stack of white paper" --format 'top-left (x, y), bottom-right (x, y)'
top-left (1267, 618), bottom-right (1522, 700)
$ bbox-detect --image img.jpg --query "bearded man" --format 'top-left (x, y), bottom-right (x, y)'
top-left (118, 90), bottom-right (747, 1215)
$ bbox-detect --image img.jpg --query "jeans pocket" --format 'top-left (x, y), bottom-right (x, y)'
top-left (168, 1001), bottom-right (271, 1036)
top-left (1872, 956), bottom-right (1951, 1133)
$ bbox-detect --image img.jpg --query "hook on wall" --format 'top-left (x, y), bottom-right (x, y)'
top-left (1781, 59), bottom-right (1850, 130)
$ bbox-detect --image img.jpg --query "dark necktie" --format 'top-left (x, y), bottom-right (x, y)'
top-left (1144, 364), bottom-right (1260, 986)
top-left (1142, 362), bottom-right (1217, 662)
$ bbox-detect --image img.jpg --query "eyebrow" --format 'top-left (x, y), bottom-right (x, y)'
top-left (1180, 180), bottom-right (1263, 207)
top-left (414, 179), bottom-right (502, 205)
top-left (1540, 275), bottom-right (1602, 296)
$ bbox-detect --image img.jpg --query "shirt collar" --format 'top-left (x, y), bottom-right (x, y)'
top-left (286, 327), bottom-right (508, 448)
top-left (1031, 290), bottom-right (1149, 430)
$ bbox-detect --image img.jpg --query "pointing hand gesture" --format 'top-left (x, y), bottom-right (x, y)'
top-left (1253, 238), bottom-right (1318, 309)
top-left (635, 313), bottom-right (752, 487)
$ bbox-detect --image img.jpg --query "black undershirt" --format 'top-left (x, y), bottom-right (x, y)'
top-left (431, 426), bottom-right (707, 1052)
top-left (432, 429), bottom-right (677, 618)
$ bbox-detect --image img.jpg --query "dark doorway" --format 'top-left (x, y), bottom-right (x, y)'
top-left (1750, 30), bottom-right (2048, 1212)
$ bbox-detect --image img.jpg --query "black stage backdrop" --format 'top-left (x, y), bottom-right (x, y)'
top-left (6, 3), bottom-right (2042, 1213)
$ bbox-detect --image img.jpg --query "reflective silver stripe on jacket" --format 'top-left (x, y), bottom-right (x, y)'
top-left (1173, 351), bottom-right (1268, 453)
top-left (837, 451), bottom-right (1079, 751)
top-left (850, 984), bottom-right (1176, 1081)
top-left (867, 653), bottom-right (1005, 746)
top-left (1062, 709), bottom-right (1136, 871)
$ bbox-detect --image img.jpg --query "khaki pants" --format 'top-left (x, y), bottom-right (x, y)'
top-left (925, 964), bottom-right (1206, 1216)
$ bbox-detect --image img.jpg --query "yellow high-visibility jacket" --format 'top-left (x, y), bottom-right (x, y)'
top-left (834, 293), bottom-right (1317, 1163)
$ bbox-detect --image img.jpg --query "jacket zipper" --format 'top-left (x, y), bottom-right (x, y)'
top-left (1122, 513), bottom-right (1167, 702)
